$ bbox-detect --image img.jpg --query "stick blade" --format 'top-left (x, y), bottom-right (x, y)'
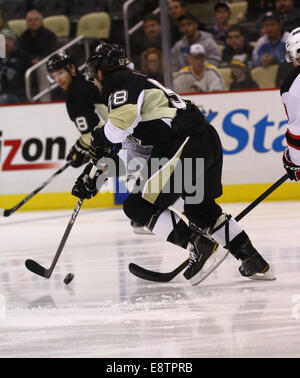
top-left (129, 263), bottom-right (178, 283)
top-left (0, 208), bottom-right (11, 217)
top-left (25, 259), bottom-right (50, 279)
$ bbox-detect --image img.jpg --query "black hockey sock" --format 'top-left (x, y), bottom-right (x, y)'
top-left (167, 219), bottom-right (192, 249)
top-left (226, 231), bottom-right (250, 260)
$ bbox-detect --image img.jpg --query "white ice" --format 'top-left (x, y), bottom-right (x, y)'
top-left (1, 201), bottom-right (300, 358)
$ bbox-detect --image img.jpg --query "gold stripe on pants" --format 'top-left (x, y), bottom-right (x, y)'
top-left (142, 137), bottom-right (190, 204)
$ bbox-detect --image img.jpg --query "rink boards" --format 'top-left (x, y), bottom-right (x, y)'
top-left (0, 88), bottom-right (299, 211)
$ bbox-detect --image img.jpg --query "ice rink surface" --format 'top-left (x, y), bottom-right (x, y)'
top-left (1, 201), bottom-right (300, 358)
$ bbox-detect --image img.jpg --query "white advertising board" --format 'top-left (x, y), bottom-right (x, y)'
top-left (0, 102), bottom-right (80, 195)
top-left (0, 89), bottom-right (288, 196)
top-left (183, 89), bottom-right (288, 185)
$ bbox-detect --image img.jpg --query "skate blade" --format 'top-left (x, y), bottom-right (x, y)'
top-left (248, 270), bottom-right (276, 281)
top-left (132, 227), bottom-right (153, 235)
top-left (190, 249), bottom-right (229, 286)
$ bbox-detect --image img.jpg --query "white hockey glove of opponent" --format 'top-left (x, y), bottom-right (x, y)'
top-left (283, 148), bottom-right (300, 181)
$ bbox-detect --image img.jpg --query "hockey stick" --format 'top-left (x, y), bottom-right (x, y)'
top-left (25, 166), bottom-right (98, 279)
top-left (0, 161), bottom-right (72, 217)
top-left (129, 173), bottom-right (289, 282)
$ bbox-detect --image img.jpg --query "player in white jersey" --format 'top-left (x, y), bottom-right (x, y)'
top-left (282, 27), bottom-right (300, 179)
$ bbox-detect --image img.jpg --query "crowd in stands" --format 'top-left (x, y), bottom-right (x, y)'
top-left (0, 7), bottom-right (58, 103)
top-left (1, 0), bottom-right (300, 104)
top-left (134, 0), bottom-right (300, 93)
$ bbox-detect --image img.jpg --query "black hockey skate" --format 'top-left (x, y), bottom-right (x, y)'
top-left (183, 232), bottom-right (228, 286)
top-left (236, 238), bottom-right (275, 281)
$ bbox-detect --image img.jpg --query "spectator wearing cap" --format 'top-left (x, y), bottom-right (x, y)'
top-left (173, 43), bottom-right (225, 93)
top-left (222, 25), bottom-right (254, 66)
top-left (208, 2), bottom-right (232, 45)
top-left (229, 57), bottom-right (259, 90)
top-left (252, 12), bottom-right (290, 68)
top-left (171, 13), bottom-right (221, 72)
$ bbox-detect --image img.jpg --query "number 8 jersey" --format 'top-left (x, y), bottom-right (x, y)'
top-left (100, 70), bottom-right (188, 154)
top-left (66, 73), bottom-right (108, 148)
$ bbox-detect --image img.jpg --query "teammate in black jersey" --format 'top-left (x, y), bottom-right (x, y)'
top-left (47, 50), bottom-right (153, 235)
top-left (47, 51), bottom-right (107, 168)
top-left (72, 42), bottom-right (275, 285)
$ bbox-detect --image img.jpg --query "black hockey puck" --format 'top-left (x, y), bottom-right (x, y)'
top-left (64, 273), bottom-right (74, 285)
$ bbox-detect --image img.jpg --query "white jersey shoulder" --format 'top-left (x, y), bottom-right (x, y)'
top-left (281, 66), bottom-right (300, 164)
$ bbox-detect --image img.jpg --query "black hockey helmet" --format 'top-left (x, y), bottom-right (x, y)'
top-left (47, 50), bottom-right (72, 73)
top-left (85, 42), bottom-right (127, 81)
top-left (47, 50), bottom-right (73, 84)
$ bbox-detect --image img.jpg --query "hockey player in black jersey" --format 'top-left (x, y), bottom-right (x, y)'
top-left (47, 50), bottom-right (152, 235)
top-left (72, 42), bottom-right (275, 285)
top-left (281, 28), bottom-right (300, 181)
top-left (46, 51), bottom-right (107, 168)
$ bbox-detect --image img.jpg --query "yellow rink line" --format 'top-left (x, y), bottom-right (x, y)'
top-left (217, 181), bottom-right (300, 203)
top-left (0, 192), bottom-right (117, 212)
top-left (0, 181), bottom-right (299, 212)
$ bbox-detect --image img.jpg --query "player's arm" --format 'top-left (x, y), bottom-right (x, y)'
top-left (104, 80), bottom-right (144, 144)
top-left (66, 137), bottom-right (90, 168)
top-left (89, 78), bottom-right (145, 166)
top-left (66, 96), bottom-right (107, 168)
top-left (282, 93), bottom-right (300, 181)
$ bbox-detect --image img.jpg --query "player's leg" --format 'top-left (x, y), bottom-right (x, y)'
top-left (119, 141), bottom-right (154, 235)
top-left (181, 126), bottom-right (274, 284)
top-left (123, 164), bottom-right (217, 269)
top-left (123, 133), bottom-right (223, 278)
top-left (123, 194), bottom-right (193, 248)
top-left (123, 192), bottom-right (219, 271)
top-left (122, 135), bottom-right (193, 247)
top-left (182, 199), bottom-right (225, 285)
top-left (183, 198), bottom-right (275, 283)
top-left (209, 214), bottom-right (275, 280)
